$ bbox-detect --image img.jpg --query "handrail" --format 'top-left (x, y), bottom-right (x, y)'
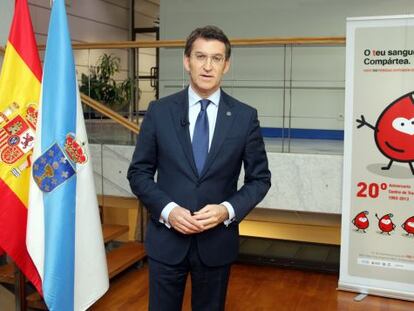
top-left (56, 36), bottom-right (346, 50)
top-left (80, 94), bottom-right (139, 134)
top-left (0, 36), bottom-right (345, 52)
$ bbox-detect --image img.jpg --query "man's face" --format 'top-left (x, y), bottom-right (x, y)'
top-left (184, 38), bottom-right (230, 98)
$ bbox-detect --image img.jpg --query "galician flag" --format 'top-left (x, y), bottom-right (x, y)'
top-left (0, 0), bottom-right (42, 294)
top-left (27, 0), bottom-right (109, 310)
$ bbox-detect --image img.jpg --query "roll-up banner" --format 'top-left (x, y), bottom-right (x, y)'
top-left (339, 15), bottom-right (414, 301)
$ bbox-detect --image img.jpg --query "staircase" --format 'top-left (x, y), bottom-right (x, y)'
top-left (0, 199), bottom-right (146, 310)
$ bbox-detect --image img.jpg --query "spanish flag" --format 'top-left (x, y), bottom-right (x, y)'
top-left (0, 0), bottom-right (42, 293)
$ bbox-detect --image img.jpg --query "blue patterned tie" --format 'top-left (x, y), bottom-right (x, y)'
top-left (192, 99), bottom-right (210, 175)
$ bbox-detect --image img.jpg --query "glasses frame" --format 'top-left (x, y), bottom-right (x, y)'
top-left (191, 52), bottom-right (226, 66)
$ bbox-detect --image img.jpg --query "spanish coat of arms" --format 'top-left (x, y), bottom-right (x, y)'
top-left (0, 102), bottom-right (37, 177)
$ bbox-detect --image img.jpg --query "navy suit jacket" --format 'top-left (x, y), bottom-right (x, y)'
top-left (127, 87), bottom-right (271, 266)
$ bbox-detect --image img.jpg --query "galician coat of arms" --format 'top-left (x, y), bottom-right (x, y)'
top-left (32, 133), bottom-right (88, 193)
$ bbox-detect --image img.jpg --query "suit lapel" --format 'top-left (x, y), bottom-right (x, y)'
top-left (170, 88), bottom-right (199, 178)
top-left (200, 92), bottom-right (236, 179)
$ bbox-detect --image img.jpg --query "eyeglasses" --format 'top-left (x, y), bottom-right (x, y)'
top-left (191, 52), bottom-right (225, 66)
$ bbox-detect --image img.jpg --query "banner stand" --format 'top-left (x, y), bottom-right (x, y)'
top-left (353, 293), bottom-right (368, 302)
top-left (339, 14), bottom-right (414, 302)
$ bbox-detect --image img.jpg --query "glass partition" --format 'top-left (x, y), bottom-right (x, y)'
top-left (74, 47), bottom-right (137, 145)
top-left (68, 40), bottom-right (346, 157)
top-left (159, 43), bottom-right (345, 155)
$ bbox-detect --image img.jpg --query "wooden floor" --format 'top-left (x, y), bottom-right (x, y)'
top-left (90, 263), bottom-right (414, 311)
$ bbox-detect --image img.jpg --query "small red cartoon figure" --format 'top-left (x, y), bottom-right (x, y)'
top-left (402, 216), bottom-right (414, 237)
top-left (356, 92), bottom-right (414, 175)
top-left (375, 213), bottom-right (396, 235)
top-left (352, 211), bottom-right (369, 232)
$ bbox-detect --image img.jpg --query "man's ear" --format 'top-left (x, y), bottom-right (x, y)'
top-left (223, 59), bottom-right (231, 74)
top-left (183, 55), bottom-right (190, 72)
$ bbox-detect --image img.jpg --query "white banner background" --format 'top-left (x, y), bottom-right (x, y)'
top-left (339, 15), bottom-right (414, 301)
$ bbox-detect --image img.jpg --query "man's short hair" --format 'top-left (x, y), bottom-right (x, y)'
top-left (184, 25), bottom-right (231, 60)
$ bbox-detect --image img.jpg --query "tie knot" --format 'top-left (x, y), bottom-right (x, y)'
top-left (200, 99), bottom-right (210, 111)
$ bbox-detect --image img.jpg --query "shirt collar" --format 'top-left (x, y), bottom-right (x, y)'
top-left (188, 85), bottom-right (220, 108)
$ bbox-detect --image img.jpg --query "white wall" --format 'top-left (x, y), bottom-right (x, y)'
top-left (26, 0), bottom-right (158, 111)
top-left (28, 0), bottom-right (130, 84)
top-left (0, 0), bottom-right (13, 46)
top-left (0, 0), bottom-right (13, 68)
top-left (29, 0), bottom-right (129, 44)
top-left (159, 0), bottom-right (414, 131)
top-left (160, 0), bottom-right (414, 39)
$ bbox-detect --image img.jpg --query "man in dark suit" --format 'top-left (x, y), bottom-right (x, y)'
top-left (127, 25), bottom-right (271, 311)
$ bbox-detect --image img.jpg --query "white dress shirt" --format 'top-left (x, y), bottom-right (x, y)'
top-left (160, 86), bottom-right (235, 228)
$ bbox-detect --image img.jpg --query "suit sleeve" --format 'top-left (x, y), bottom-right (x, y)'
top-left (227, 109), bottom-right (271, 221)
top-left (127, 102), bottom-right (173, 221)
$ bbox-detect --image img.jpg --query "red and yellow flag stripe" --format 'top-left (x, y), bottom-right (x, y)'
top-left (0, 0), bottom-right (42, 293)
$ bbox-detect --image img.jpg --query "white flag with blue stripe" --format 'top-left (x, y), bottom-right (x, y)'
top-left (27, 0), bottom-right (109, 310)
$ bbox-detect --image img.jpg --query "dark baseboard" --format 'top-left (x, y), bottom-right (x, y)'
top-left (237, 236), bottom-right (340, 273)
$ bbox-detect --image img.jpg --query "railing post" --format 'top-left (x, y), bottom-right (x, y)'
top-left (287, 44), bottom-right (293, 153)
top-left (128, 0), bottom-right (137, 145)
top-left (282, 44), bottom-right (286, 152)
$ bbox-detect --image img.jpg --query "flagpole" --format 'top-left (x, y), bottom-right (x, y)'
top-left (14, 262), bottom-right (26, 311)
